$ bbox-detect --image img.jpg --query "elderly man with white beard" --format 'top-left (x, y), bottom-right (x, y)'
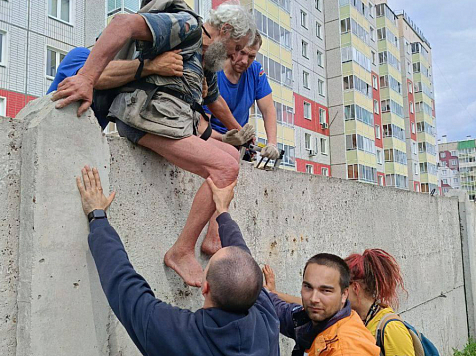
top-left (53, 0), bottom-right (256, 287)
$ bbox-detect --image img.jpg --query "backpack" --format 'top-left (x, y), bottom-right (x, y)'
top-left (375, 313), bottom-right (440, 356)
top-left (93, 0), bottom-right (211, 139)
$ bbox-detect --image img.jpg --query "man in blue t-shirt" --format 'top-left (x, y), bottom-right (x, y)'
top-left (208, 33), bottom-right (279, 160)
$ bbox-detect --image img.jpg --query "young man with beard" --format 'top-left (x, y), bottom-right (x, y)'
top-left (53, 0), bottom-right (256, 287)
top-left (265, 254), bottom-right (380, 356)
top-left (75, 166), bottom-right (280, 356)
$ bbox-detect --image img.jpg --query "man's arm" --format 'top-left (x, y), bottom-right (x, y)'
top-left (207, 96), bottom-right (242, 131)
top-left (53, 14), bottom-right (153, 116)
top-left (263, 265), bottom-right (303, 305)
top-left (257, 94), bottom-right (277, 145)
top-left (95, 50), bottom-right (184, 90)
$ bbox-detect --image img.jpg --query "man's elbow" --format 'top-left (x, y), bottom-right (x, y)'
top-left (109, 14), bottom-right (151, 42)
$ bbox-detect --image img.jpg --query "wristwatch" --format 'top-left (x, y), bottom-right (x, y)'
top-left (87, 209), bottom-right (107, 223)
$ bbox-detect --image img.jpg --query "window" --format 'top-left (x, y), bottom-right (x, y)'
top-left (0, 31), bottom-right (5, 66)
top-left (414, 162), bottom-right (419, 175)
top-left (321, 138), bottom-right (328, 155)
top-left (372, 75), bottom-right (378, 90)
top-left (317, 51), bottom-right (323, 67)
top-left (378, 175), bottom-right (384, 186)
top-left (451, 150), bottom-right (457, 157)
top-left (377, 149), bottom-right (383, 164)
top-left (340, 18), bottom-right (351, 34)
top-left (412, 142), bottom-right (417, 155)
top-left (373, 99), bottom-right (379, 114)
top-left (0, 96), bottom-right (6, 117)
top-left (321, 167), bottom-right (329, 176)
top-left (442, 179), bottom-right (448, 185)
top-left (318, 79), bottom-right (325, 96)
top-left (306, 164), bottom-right (314, 174)
top-left (369, 2), bottom-right (375, 17)
top-left (302, 40), bottom-right (308, 58)
top-left (303, 71), bottom-right (310, 89)
top-left (48, 0), bottom-right (71, 23)
top-left (348, 164), bottom-right (359, 179)
top-left (304, 101), bottom-right (311, 119)
top-left (410, 102), bottom-right (414, 114)
top-left (371, 51), bottom-right (376, 65)
top-left (375, 125), bottom-right (381, 139)
top-left (316, 22), bottom-right (322, 39)
top-left (315, 0), bottom-right (322, 11)
top-left (440, 152), bottom-right (446, 158)
top-left (319, 108), bottom-right (326, 124)
top-left (451, 159), bottom-right (458, 166)
top-left (301, 10), bottom-right (308, 28)
top-left (454, 177), bottom-right (459, 183)
top-left (411, 122), bottom-right (415, 134)
top-left (305, 133), bottom-right (312, 150)
top-left (408, 82), bottom-right (413, 93)
top-left (370, 26), bottom-right (375, 42)
top-left (380, 75), bottom-right (388, 88)
top-left (46, 48), bottom-right (66, 78)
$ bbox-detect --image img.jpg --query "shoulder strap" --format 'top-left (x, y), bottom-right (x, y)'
top-left (375, 313), bottom-right (403, 356)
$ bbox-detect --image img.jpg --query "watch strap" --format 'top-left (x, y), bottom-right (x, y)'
top-left (87, 209), bottom-right (107, 223)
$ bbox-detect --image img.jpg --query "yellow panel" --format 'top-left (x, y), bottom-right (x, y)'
top-left (270, 81), bottom-right (281, 98)
top-left (346, 150), bottom-right (358, 164)
top-left (345, 119), bottom-right (357, 134)
top-left (356, 121), bottom-right (376, 140)
top-left (280, 50), bottom-right (292, 67)
top-left (268, 41), bottom-right (281, 61)
top-left (341, 33), bottom-right (352, 47)
top-left (184, 0), bottom-right (194, 10)
top-left (353, 92), bottom-right (373, 112)
top-left (254, 0), bottom-right (267, 13)
top-left (279, 9), bottom-right (291, 28)
top-left (282, 126), bottom-right (295, 143)
top-left (281, 86), bottom-right (293, 103)
top-left (266, 1), bottom-right (280, 20)
top-left (340, 5), bottom-right (350, 18)
top-left (351, 34), bottom-right (368, 54)
top-left (344, 91), bottom-right (355, 105)
top-left (357, 151), bottom-right (377, 167)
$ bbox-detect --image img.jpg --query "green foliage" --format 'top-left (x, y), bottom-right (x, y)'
top-left (454, 339), bottom-right (476, 356)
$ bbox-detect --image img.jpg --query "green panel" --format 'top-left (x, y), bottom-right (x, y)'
top-left (341, 33), bottom-right (351, 47)
top-left (339, 5), bottom-right (350, 18)
top-left (458, 140), bottom-right (476, 150)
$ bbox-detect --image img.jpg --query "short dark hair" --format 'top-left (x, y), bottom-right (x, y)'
top-left (251, 32), bottom-right (262, 48)
top-left (303, 253), bottom-right (350, 293)
top-left (206, 247), bottom-right (263, 313)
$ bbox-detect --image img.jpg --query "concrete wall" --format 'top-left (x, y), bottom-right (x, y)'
top-left (0, 97), bottom-right (472, 355)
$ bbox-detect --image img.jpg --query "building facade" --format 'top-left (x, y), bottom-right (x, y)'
top-left (0, 0), bottom-right (105, 118)
top-left (439, 138), bottom-right (476, 201)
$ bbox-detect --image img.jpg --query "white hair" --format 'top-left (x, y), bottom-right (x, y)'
top-left (208, 3), bottom-right (256, 41)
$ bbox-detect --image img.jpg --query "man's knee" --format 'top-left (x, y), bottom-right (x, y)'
top-left (212, 157), bottom-right (239, 187)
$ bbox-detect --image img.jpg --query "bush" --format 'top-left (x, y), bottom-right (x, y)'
top-left (454, 339), bottom-right (476, 356)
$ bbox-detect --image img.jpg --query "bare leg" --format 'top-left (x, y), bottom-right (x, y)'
top-left (137, 134), bottom-right (239, 287)
top-left (201, 139), bottom-right (241, 255)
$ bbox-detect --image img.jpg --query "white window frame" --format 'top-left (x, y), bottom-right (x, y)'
top-left (301, 10), bottom-right (308, 29)
top-left (0, 30), bottom-right (7, 67)
top-left (320, 137), bottom-right (328, 155)
top-left (316, 22), bottom-right (322, 39)
top-left (408, 82), bottom-right (413, 93)
top-left (370, 26), bottom-right (375, 42)
top-left (315, 0), bottom-right (322, 11)
top-left (0, 96), bottom-right (6, 117)
top-left (373, 99), bottom-right (379, 114)
top-left (319, 108), bottom-right (326, 124)
top-left (321, 167), bottom-right (329, 176)
top-left (302, 40), bottom-right (308, 58)
top-left (303, 101), bottom-right (312, 120)
top-left (410, 102), bottom-right (414, 114)
top-left (376, 149), bottom-right (382, 164)
top-left (306, 164), bottom-right (314, 174)
top-left (305, 133), bottom-right (312, 150)
top-left (317, 50), bottom-right (323, 67)
top-left (318, 79), bottom-right (325, 96)
top-left (411, 122), bottom-right (416, 134)
top-left (372, 75), bottom-right (378, 90)
top-left (371, 50), bottom-right (376, 65)
top-left (48, 0), bottom-right (73, 25)
top-left (375, 125), bottom-right (381, 139)
top-left (46, 46), bottom-right (67, 79)
top-left (303, 71), bottom-right (310, 89)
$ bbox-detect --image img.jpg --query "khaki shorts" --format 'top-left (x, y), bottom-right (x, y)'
top-left (109, 89), bottom-right (200, 140)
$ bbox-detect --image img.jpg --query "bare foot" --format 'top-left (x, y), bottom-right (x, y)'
top-left (164, 245), bottom-right (203, 287)
top-left (201, 232), bottom-right (222, 256)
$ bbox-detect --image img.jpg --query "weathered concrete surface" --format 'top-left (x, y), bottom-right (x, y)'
top-left (0, 117), bottom-right (23, 356)
top-left (448, 190), bottom-right (476, 338)
top-left (107, 137), bottom-right (467, 356)
top-left (15, 96), bottom-right (110, 356)
top-left (0, 98), bottom-right (471, 355)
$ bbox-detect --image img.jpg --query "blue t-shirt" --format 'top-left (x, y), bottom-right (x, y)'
top-left (46, 47), bottom-right (90, 94)
top-left (209, 61), bottom-right (272, 134)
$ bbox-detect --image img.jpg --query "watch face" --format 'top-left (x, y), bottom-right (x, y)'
top-left (93, 210), bottom-right (106, 219)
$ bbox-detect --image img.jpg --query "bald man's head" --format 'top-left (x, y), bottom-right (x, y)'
top-left (206, 246), bottom-right (263, 313)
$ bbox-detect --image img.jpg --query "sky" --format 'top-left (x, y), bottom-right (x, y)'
top-left (388, 0), bottom-right (476, 143)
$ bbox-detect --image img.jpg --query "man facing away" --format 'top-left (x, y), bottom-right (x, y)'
top-left (201, 32), bottom-right (280, 255)
top-left (53, 0), bottom-right (256, 287)
top-left (267, 254), bottom-right (380, 356)
top-left (76, 165), bottom-right (280, 356)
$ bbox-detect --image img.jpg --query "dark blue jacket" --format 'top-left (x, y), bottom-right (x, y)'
top-left (88, 212), bottom-right (280, 356)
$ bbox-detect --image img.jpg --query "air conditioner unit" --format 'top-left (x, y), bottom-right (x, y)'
top-left (308, 149), bottom-right (316, 157)
top-left (321, 122), bottom-right (329, 129)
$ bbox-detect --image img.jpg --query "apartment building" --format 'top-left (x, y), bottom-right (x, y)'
top-left (439, 138), bottom-right (476, 201)
top-left (396, 10), bottom-right (438, 194)
top-left (0, 0), bottom-right (105, 118)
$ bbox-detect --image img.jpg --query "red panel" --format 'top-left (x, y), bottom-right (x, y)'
top-left (407, 79), bottom-right (417, 141)
top-left (296, 158), bottom-right (331, 177)
top-left (372, 71), bottom-right (383, 149)
top-left (431, 99), bottom-right (436, 118)
top-left (0, 89), bottom-right (37, 118)
top-left (212, 0), bottom-right (227, 8)
top-left (293, 93), bottom-right (329, 136)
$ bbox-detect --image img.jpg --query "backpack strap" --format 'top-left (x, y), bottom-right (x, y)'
top-left (375, 313), bottom-right (403, 356)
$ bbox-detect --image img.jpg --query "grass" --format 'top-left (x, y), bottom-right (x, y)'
top-left (454, 339), bottom-right (476, 356)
